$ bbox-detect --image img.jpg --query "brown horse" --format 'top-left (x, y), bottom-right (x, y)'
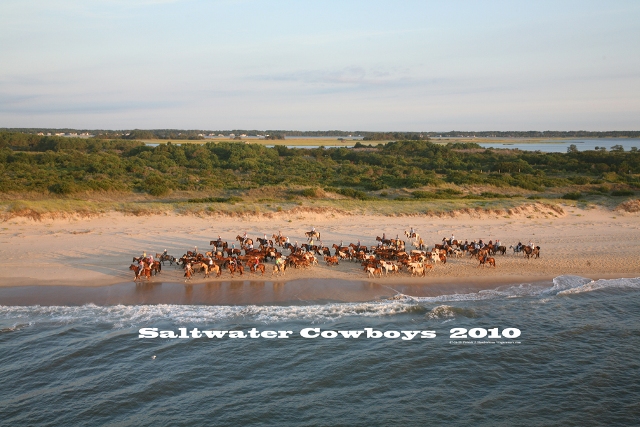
top-left (523, 246), bottom-right (541, 259)
top-left (478, 255), bottom-right (496, 267)
top-left (150, 261), bottom-right (162, 276)
top-left (130, 263), bottom-right (151, 281)
top-left (228, 262), bottom-right (245, 278)
top-left (250, 263), bottom-right (266, 275)
top-left (272, 234), bottom-right (287, 247)
top-left (305, 230), bottom-right (320, 240)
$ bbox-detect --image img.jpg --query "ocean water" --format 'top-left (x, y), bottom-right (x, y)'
top-left (1, 276), bottom-right (639, 426)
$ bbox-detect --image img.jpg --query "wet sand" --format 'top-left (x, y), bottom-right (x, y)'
top-left (0, 277), bottom-right (556, 306)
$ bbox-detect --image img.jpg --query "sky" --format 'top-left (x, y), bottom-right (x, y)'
top-left (1, 0), bottom-right (639, 131)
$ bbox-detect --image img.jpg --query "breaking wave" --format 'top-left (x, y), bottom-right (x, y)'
top-left (426, 305), bottom-right (477, 320)
top-left (1, 276), bottom-right (638, 327)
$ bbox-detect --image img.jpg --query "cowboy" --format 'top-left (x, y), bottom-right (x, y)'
top-left (450, 234), bottom-right (455, 245)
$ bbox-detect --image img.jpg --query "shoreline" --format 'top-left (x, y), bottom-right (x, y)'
top-left (2, 274), bottom-right (639, 307)
top-left (1, 207), bottom-right (639, 304)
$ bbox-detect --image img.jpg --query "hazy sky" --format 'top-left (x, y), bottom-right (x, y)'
top-left (1, 0), bottom-right (639, 131)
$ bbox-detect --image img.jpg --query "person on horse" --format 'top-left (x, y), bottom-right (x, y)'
top-left (450, 234), bottom-right (455, 245)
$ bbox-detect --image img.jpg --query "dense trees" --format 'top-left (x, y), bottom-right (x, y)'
top-left (0, 133), bottom-right (638, 197)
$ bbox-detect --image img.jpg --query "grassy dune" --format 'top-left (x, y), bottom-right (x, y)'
top-left (1, 188), bottom-right (629, 221)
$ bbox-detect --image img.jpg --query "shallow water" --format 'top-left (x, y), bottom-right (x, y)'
top-left (477, 138), bottom-right (640, 153)
top-left (1, 276), bottom-right (639, 426)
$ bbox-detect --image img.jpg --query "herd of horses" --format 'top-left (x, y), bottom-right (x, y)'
top-left (128, 230), bottom-right (541, 282)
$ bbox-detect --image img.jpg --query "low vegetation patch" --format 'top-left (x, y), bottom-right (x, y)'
top-left (611, 189), bottom-right (635, 197)
top-left (561, 192), bottom-right (582, 200)
top-left (186, 196), bottom-right (243, 203)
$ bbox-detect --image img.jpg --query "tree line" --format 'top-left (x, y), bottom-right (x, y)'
top-left (0, 132), bottom-right (638, 198)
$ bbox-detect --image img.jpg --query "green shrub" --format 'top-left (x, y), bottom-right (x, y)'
top-left (412, 191), bottom-right (437, 199)
top-left (49, 181), bottom-right (77, 194)
top-left (570, 176), bottom-right (590, 185)
top-left (301, 188), bottom-right (319, 198)
top-left (611, 190), bottom-right (634, 197)
top-left (480, 192), bottom-right (511, 199)
top-left (336, 188), bottom-right (371, 200)
top-left (561, 192), bottom-right (582, 200)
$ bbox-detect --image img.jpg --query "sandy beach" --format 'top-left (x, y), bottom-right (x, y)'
top-left (0, 202), bottom-right (638, 302)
